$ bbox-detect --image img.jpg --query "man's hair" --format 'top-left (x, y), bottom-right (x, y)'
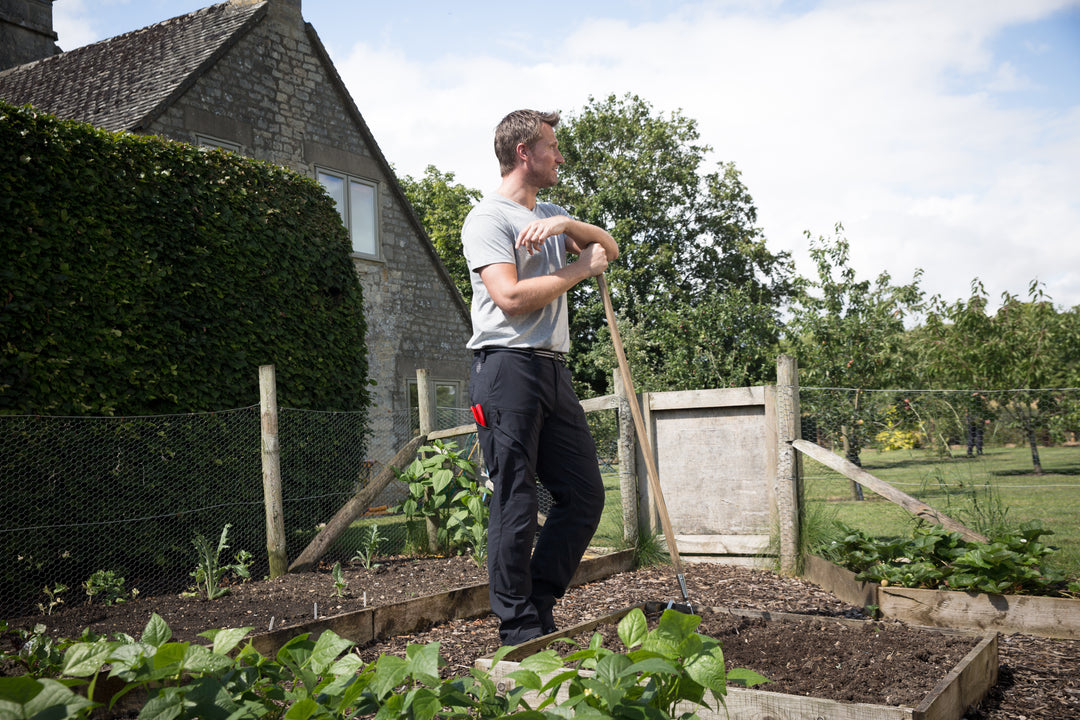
top-left (494, 109), bottom-right (561, 176)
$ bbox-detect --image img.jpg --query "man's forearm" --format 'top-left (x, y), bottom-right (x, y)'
top-left (565, 219), bottom-right (619, 261)
top-left (486, 261), bottom-right (595, 316)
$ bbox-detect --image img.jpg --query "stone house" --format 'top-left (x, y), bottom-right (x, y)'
top-left (0, 0), bottom-right (473, 451)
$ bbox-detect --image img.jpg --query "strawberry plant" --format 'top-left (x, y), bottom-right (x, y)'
top-left (822, 521), bottom-right (1079, 596)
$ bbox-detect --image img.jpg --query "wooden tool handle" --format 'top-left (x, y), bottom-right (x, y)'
top-left (597, 274), bottom-right (685, 577)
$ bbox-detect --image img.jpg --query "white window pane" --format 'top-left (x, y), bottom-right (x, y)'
top-left (349, 180), bottom-right (376, 255)
top-left (436, 383), bottom-right (457, 408)
top-left (317, 171), bottom-right (346, 225)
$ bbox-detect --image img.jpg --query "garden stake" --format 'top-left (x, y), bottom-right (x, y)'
top-left (598, 273), bottom-right (693, 613)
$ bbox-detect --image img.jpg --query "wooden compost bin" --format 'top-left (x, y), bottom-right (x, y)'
top-left (804, 554), bottom-right (1080, 640)
top-left (477, 605), bottom-right (998, 720)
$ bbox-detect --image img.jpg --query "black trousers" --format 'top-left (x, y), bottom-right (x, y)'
top-left (470, 349), bottom-right (605, 644)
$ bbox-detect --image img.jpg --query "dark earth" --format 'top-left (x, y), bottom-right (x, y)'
top-left (5, 555), bottom-right (1079, 719)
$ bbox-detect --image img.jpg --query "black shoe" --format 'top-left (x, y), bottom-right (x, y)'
top-left (541, 623), bottom-right (558, 636)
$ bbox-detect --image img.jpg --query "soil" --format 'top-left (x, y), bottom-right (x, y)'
top-left (4, 555), bottom-right (1079, 719)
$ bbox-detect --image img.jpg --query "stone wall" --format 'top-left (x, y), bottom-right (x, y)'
top-left (0, 0), bottom-right (60, 70)
top-left (146, 0), bottom-right (472, 452)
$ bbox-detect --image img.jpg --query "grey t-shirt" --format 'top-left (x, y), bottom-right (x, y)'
top-left (462, 193), bottom-right (570, 352)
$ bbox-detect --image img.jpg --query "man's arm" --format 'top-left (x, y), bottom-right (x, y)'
top-left (479, 242), bottom-right (610, 316)
top-left (516, 216), bottom-right (619, 262)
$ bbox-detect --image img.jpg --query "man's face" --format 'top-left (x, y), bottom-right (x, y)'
top-left (524, 123), bottom-right (564, 188)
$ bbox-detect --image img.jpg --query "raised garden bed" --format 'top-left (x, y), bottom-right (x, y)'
top-left (803, 554), bottom-right (1080, 639)
top-left (479, 604), bottom-right (998, 720)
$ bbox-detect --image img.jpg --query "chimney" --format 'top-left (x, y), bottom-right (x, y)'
top-left (0, 0), bottom-right (61, 71)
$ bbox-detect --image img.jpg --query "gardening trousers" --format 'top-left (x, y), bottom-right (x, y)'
top-left (470, 348), bottom-right (605, 645)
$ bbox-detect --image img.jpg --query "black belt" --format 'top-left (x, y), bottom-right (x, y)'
top-left (475, 347), bottom-right (566, 363)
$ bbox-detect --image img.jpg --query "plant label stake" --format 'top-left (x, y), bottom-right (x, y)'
top-left (598, 273), bottom-right (692, 611)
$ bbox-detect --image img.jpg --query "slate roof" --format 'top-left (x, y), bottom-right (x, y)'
top-left (0, 1), bottom-right (266, 132)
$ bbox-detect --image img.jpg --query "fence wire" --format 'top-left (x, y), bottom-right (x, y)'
top-left (1, 403), bottom-right (625, 620)
top-left (798, 386), bottom-right (1080, 549)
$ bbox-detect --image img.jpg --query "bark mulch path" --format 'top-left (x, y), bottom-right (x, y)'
top-left (5, 555), bottom-right (1078, 718)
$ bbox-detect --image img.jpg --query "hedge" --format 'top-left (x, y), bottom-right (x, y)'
top-left (0, 100), bottom-right (371, 416)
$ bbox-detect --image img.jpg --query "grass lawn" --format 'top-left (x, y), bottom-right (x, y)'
top-left (803, 444), bottom-right (1080, 578)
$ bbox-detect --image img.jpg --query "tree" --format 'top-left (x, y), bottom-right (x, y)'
top-left (784, 225), bottom-right (923, 496)
top-left (399, 165), bottom-right (481, 305)
top-left (545, 94), bottom-right (793, 395)
top-left (917, 280), bottom-right (1064, 474)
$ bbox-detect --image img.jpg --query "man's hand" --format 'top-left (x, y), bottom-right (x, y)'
top-left (576, 242), bottom-right (610, 278)
top-left (515, 215), bottom-right (569, 255)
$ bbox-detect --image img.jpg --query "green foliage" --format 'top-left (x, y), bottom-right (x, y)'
top-left (37, 583), bottom-right (67, 616)
top-left (0, 100), bottom-right (370, 416)
top-left (83, 570), bottom-right (129, 606)
top-left (351, 524), bottom-right (385, 570)
top-left (398, 165), bottom-right (481, 305)
top-left (821, 521), bottom-right (1079, 596)
top-left (391, 440), bottom-right (487, 559)
top-left (785, 225), bottom-right (923, 467)
top-left (331, 561), bottom-right (349, 597)
top-left (915, 279), bottom-right (1068, 473)
top-left (190, 524), bottom-right (250, 600)
top-left (547, 94), bottom-right (793, 395)
top-left (0, 610), bottom-right (766, 720)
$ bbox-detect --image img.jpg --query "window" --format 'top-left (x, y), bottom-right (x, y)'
top-left (317, 169), bottom-right (379, 257)
top-left (195, 134), bottom-right (241, 154)
top-left (408, 379), bottom-right (461, 432)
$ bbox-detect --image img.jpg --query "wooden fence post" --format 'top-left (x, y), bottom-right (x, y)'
top-left (415, 369), bottom-right (439, 551)
top-left (614, 369), bottom-right (639, 547)
top-left (775, 355), bottom-right (802, 575)
top-left (259, 365), bottom-right (288, 578)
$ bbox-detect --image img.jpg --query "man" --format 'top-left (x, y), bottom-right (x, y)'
top-left (462, 109), bottom-right (619, 644)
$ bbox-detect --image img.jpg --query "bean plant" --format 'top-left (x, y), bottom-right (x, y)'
top-left (0, 608), bottom-right (767, 720)
top-left (392, 439), bottom-right (488, 562)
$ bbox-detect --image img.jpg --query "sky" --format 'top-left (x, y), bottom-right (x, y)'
top-left (54, 0), bottom-right (1080, 313)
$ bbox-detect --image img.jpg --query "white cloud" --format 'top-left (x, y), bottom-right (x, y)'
top-left (336, 0), bottom-right (1080, 307)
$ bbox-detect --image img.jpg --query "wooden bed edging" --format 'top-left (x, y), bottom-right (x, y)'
top-left (476, 605), bottom-right (998, 720)
top-left (249, 549), bottom-right (637, 655)
top-left (803, 554), bottom-right (1080, 640)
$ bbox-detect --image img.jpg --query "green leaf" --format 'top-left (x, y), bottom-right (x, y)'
top-left (727, 667), bottom-right (770, 688)
top-left (519, 649), bottom-right (566, 674)
top-left (141, 613), bottom-right (172, 647)
top-left (203, 626), bottom-right (252, 655)
top-left (310, 630), bottom-right (354, 674)
top-left (371, 654), bottom-right (408, 699)
top-left (0, 676), bottom-right (98, 719)
top-left (405, 642), bottom-right (442, 687)
top-left (60, 640), bottom-right (114, 677)
top-left (617, 608), bottom-right (648, 648)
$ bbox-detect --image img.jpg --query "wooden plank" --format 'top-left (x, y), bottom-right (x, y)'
top-left (373, 584), bottom-right (491, 640)
top-left (879, 586), bottom-right (1080, 640)
top-left (428, 423), bottom-right (476, 440)
top-left (570, 549), bottom-right (636, 585)
top-left (580, 394), bottom-right (618, 412)
top-left (289, 433), bottom-right (428, 572)
top-left (802, 553), bottom-right (878, 612)
top-left (648, 386), bottom-right (766, 411)
top-left (792, 440), bottom-right (988, 543)
top-left (250, 609), bottom-right (375, 655)
top-left (915, 634), bottom-right (998, 720)
top-left (672, 534), bottom-right (770, 556)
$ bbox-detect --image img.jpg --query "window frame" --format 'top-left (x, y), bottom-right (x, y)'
top-left (316, 167), bottom-right (381, 260)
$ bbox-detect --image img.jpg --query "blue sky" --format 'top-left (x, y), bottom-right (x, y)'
top-left (55, 0), bottom-right (1080, 311)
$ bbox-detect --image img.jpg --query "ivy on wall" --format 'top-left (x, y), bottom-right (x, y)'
top-left (0, 101), bottom-right (371, 415)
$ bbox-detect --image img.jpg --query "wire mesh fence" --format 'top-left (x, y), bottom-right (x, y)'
top-left (798, 387), bottom-right (1080, 569)
top-left (1, 403), bottom-right (626, 620)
